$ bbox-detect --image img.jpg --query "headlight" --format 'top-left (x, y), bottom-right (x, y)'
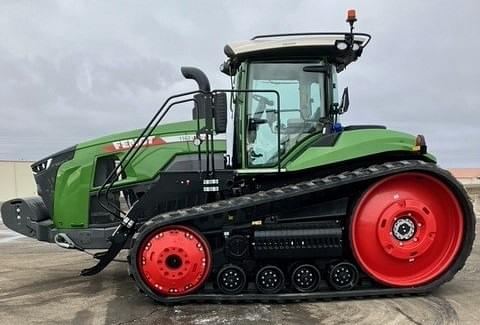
top-left (336, 41), bottom-right (348, 50)
top-left (31, 146), bottom-right (76, 174)
top-left (32, 158), bottom-right (52, 173)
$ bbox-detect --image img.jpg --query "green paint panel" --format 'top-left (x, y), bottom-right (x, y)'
top-left (284, 129), bottom-right (435, 171)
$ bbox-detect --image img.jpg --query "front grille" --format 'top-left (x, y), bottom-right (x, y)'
top-left (31, 146), bottom-right (76, 215)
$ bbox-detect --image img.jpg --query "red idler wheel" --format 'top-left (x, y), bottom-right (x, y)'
top-left (350, 172), bottom-right (464, 287)
top-left (136, 225), bottom-right (212, 296)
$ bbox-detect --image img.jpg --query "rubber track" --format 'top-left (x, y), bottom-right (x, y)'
top-left (128, 160), bottom-right (476, 304)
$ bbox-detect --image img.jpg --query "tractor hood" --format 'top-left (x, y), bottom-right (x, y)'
top-left (77, 120), bottom-right (201, 151)
top-left (30, 120), bottom-right (201, 213)
top-left (29, 119), bottom-right (227, 230)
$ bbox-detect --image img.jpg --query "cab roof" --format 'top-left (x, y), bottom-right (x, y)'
top-left (222, 32), bottom-right (371, 75)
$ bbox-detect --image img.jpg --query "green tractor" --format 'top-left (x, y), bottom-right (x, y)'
top-left (2, 11), bottom-right (475, 303)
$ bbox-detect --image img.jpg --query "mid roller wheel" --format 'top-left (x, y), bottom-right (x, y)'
top-left (255, 265), bottom-right (285, 294)
top-left (217, 264), bottom-right (247, 294)
top-left (350, 172), bottom-right (464, 287)
top-left (328, 262), bottom-right (359, 290)
top-left (291, 264), bottom-right (321, 292)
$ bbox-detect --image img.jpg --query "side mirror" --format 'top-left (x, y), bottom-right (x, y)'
top-left (338, 87), bottom-right (349, 114)
top-left (213, 92), bottom-right (228, 133)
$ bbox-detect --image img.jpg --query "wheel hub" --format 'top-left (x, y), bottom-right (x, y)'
top-left (392, 217), bottom-right (416, 241)
top-left (137, 226), bottom-right (211, 296)
top-left (376, 199), bottom-right (436, 260)
top-left (332, 265), bottom-right (352, 286)
top-left (296, 270), bottom-right (314, 286)
top-left (260, 270), bottom-right (279, 289)
top-left (165, 254), bottom-right (183, 269)
top-left (222, 270), bottom-right (241, 289)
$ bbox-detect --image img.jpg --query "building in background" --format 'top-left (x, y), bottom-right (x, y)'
top-left (0, 161), bottom-right (36, 201)
top-left (449, 169), bottom-right (480, 215)
top-left (0, 161), bottom-right (479, 216)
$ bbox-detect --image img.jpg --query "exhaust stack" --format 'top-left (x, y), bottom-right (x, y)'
top-left (181, 66), bottom-right (211, 92)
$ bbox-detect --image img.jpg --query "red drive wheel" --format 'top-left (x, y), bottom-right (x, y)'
top-left (350, 172), bottom-right (464, 287)
top-left (136, 225), bottom-right (212, 296)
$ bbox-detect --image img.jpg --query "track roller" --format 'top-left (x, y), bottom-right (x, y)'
top-left (328, 262), bottom-right (359, 290)
top-left (217, 264), bottom-right (247, 294)
top-left (226, 235), bottom-right (249, 258)
top-left (291, 264), bottom-right (321, 292)
top-left (255, 265), bottom-right (285, 294)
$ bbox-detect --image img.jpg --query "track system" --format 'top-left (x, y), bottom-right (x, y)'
top-left (128, 160), bottom-right (476, 304)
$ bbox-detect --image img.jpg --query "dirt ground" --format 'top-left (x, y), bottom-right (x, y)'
top-left (0, 221), bottom-right (479, 325)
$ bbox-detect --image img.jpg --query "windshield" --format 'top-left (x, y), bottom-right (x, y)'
top-left (246, 62), bottom-right (327, 167)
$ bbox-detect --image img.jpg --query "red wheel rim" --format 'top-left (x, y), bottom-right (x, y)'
top-left (350, 172), bottom-right (464, 287)
top-left (137, 225), bottom-right (212, 296)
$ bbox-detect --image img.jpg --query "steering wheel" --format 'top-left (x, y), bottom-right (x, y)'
top-left (252, 94), bottom-right (274, 106)
top-left (252, 94), bottom-right (277, 133)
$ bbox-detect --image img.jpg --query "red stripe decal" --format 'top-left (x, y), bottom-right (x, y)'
top-left (103, 136), bottom-right (166, 153)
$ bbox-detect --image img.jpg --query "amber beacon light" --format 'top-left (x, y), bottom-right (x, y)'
top-left (346, 9), bottom-right (357, 33)
top-left (347, 9), bottom-right (357, 23)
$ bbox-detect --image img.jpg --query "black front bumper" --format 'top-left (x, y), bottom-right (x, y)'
top-left (1, 197), bottom-right (54, 242)
top-left (1, 197), bottom-right (118, 249)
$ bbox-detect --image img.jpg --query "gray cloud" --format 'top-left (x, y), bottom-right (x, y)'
top-left (0, 0), bottom-right (478, 167)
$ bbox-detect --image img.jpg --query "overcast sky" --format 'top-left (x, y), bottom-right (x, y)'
top-left (0, 0), bottom-right (478, 167)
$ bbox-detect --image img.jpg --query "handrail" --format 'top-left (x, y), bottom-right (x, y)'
top-left (97, 90), bottom-right (206, 218)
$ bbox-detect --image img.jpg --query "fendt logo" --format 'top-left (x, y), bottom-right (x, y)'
top-left (103, 136), bottom-right (165, 153)
top-left (102, 134), bottom-right (226, 153)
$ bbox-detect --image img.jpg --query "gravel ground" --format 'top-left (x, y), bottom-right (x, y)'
top-left (0, 221), bottom-right (479, 325)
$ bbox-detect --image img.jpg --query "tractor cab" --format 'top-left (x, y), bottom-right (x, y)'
top-left (221, 31), bottom-right (370, 169)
